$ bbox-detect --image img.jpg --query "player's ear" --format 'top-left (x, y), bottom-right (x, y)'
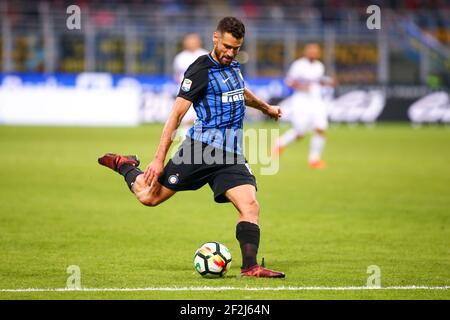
top-left (213, 31), bottom-right (219, 46)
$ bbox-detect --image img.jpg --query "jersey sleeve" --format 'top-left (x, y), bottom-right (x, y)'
top-left (177, 62), bottom-right (209, 103)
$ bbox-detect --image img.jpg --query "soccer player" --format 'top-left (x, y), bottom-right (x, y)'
top-left (173, 33), bottom-right (209, 139)
top-left (99, 17), bottom-right (285, 278)
top-left (274, 43), bottom-right (335, 169)
top-left (173, 33), bottom-right (209, 85)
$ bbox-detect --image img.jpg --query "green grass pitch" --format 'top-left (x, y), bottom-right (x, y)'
top-left (0, 123), bottom-right (449, 300)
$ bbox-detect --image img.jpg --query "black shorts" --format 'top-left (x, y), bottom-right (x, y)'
top-left (158, 138), bottom-right (257, 203)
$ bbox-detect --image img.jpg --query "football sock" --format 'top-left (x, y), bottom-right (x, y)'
top-left (309, 133), bottom-right (325, 162)
top-left (119, 164), bottom-right (143, 191)
top-left (279, 128), bottom-right (299, 147)
top-left (236, 221), bottom-right (260, 269)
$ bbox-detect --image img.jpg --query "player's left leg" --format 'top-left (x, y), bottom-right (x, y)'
top-left (308, 128), bottom-right (326, 169)
top-left (225, 184), bottom-right (260, 225)
top-left (225, 184), bottom-right (285, 278)
top-left (274, 128), bottom-right (303, 157)
top-left (308, 100), bottom-right (328, 169)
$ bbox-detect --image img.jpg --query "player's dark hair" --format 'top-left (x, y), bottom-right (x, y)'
top-left (216, 16), bottom-right (245, 39)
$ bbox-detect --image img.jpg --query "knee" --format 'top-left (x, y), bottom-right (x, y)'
top-left (138, 194), bottom-right (160, 207)
top-left (239, 199), bottom-right (260, 225)
top-left (133, 174), bottom-right (146, 191)
top-left (241, 199), bottom-right (260, 217)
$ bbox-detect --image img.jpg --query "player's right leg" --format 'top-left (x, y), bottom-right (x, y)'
top-left (308, 100), bottom-right (328, 169)
top-left (98, 153), bottom-right (176, 206)
top-left (273, 95), bottom-right (310, 157)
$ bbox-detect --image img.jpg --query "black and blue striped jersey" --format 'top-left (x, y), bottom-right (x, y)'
top-left (177, 53), bottom-right (246, 155)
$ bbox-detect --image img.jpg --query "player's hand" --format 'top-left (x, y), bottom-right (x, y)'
top-left (144, 159), bottom-right (164, 188)
top-left (264, 105), bottom-right (282, 120)
top-left (319, 76), bottom-right (337, 87)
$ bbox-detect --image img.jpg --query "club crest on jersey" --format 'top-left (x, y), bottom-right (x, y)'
top-left (222, 88), bottom-right (244, 103)
top-left (168, 174), bottom-right (179, 184)
top-left (181, 79), bottom-right (192, 92)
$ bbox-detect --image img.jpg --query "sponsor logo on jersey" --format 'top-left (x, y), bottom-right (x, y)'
top-left (181, 78), bottom-right (192, 92)
top-left (222, 88), bottom-right (245, 103)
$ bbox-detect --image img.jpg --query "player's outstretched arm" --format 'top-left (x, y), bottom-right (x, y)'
top-left (286, 78), bottom-right (310, 91)
top-left (143, 97), bottom-right (192, 186)
top-left (244, 87), bottom-right (282, 120)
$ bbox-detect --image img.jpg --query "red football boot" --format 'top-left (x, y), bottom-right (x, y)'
top-left (98, 153), bottom-right (140, 173)
top-left (240, 264), bottom-right (285, 278)
top-left (271, 142), bottom-right (284, 159)
top-left (308, 159), bottom-right (326, 169)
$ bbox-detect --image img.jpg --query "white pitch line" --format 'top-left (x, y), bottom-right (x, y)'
top-left (0, 286), bottom-right (449, 292)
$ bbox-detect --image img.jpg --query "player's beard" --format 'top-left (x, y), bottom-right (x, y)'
top-left (214, 47), bottom-right (233, 65)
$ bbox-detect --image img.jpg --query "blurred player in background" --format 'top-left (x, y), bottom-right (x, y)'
top-left (274, 43), bottom-right (335, 169)
top-left (173, 33), bottom-right (208, 138)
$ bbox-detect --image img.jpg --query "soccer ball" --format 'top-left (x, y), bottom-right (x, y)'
top-left (194, 242), bottom-right (232, 278)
